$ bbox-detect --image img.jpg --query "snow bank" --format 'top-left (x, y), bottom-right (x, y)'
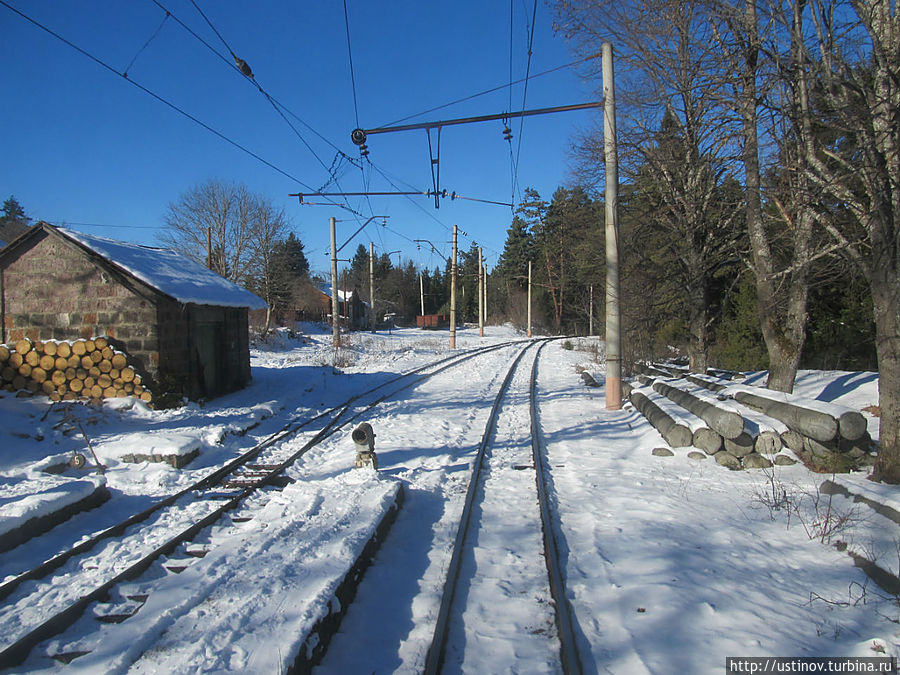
top-left (61, 471), bottom-right (402, 674)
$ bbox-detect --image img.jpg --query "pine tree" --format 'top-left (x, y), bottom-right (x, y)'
top-left (1, 196), bottom-right (26, 221)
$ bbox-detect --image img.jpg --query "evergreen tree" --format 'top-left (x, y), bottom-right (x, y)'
top-left (533, 186), bottom-right (600, 334)
top-left (0, 195), bottom-right (31, 245)
top-left (1, 196), bottom-right (26, 222)
top-left (495, 216), bottom-right (533, 290)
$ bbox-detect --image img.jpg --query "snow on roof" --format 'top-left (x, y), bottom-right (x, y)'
top-left (317, 281), bottom-right (367, 304)
top-left (60, 228), bottom-right (267, 310)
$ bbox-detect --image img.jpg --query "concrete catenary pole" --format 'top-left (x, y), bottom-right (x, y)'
top-left (603, 42), bottom-right (622, 410)
top-left (478, 247), bottom-right (484, 337)
top-left (589, 285), bottom-right (594, 336)
top-left (330, 217), bottom-right (340, 348)
top-left (369, 242), bottom-right (376, 332)
top-left (450, 224), bottom-right (457, 349)
top-left (483, 263), bottom-right (488, 327)
top-left (527, 259), bottom-right (533, 339)
top-left (419, 271), bottom-right (425, 316)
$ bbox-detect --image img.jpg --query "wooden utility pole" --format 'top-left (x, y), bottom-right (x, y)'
top-left (330, 217), bottom-right (340, 348)
top-left (603, 42), bottom-right (622, 410)
top-left (369, 242), bottom-right (376, 332)
top-left (450, 224), bottom-right (457, 349)
top-left (478, 247), bottom-right (484, 337)
top-left (527, 260), bottom-right (533, 339)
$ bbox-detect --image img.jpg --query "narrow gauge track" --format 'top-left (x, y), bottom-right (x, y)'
top-left (424, 339), bottom-right (583, 674)
top-left (0, 339), bottom-right (528, 670)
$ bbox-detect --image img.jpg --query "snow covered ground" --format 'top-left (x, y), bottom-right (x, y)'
top-left (0, 324), bottom-right (896, 673)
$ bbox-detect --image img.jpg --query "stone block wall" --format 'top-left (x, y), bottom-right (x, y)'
top-left (1, 231), bottom-right (160, 381)
top-left (2, 229), bottom-right (254, 402)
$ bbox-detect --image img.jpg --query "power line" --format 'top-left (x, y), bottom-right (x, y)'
top-left (123, 11), bottom-right (169, 77)
top-left (146, 0), bottom-right (364, 218)
top-left (508, 0), bottom-right (516, 208)
top-left (377, 54), bottom-right (601, 129)
top-left (160, 1), bottom-right (343, 178)
top-left (0, 0), bottom-right (315, 190)
top-left (343, 0), bottom-right (361, 129)
top-left (151, 0), bottom-right (347, 158)
top-left (365, 159), bottom-right (452, 236)
top-left (189, 0), bottom-right (238, 61)
top-left (512, 0), bottom-right (539, 204)
top-left (341, 0), bottom-right (374, 222)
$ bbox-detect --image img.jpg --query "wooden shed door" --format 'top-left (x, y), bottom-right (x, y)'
top-left (195, 321), bottom-right (224, 397)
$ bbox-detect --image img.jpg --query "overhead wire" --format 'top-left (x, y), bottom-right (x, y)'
top-left (341, 0), bottom-right (376, 223)
top-left (376, 55), bottom-right (599, 129)
top-left (170, 0), bottom-right (372, 228)
top-left (342, 0), bottom-right (361, 130)
top-left (512, 0), bottom-right (539, 206)
top-left (155, 0), bottom-right (349, 157)
top-left (365, 160), bottom-right (451, 235)
top-left (508, 0), bottom-right (516, 208)
top-left (160, 0), bottom-right (355, 201)
top-left (0, 0), bottom-right (315, 190)
top-left (123, 11), bottom-right (169, 77)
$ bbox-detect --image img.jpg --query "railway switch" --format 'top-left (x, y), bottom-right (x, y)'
top-left (352, 422), bottom-right (377, 470)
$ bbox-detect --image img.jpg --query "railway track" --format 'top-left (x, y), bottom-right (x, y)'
top-left (424, 339), bottom-right (583, 674)
top-left (0, 339), bottom-right (528, 670)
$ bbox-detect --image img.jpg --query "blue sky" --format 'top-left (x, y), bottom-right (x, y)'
top-left (1, 1), bottom-right (601, 277)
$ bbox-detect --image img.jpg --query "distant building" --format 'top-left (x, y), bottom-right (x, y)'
top-left (316, 282), bottom-right (371, 331)
top-left (0, 222), bottom-right (266, 400)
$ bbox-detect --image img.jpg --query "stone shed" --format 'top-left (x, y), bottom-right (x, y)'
top-left (0, 223), bottom-right (266, 401)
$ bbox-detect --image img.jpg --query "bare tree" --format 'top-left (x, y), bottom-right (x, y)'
top-left (247, 200), bottom-right (290, 332)
top-left (785, 0), bottom-right (899, 482)
top-left (160, 179), bottom-right (281, 287)
top-left (555, 0), bottom-right (744, 372)
top-left (701, 0), bottom-right (822, 393)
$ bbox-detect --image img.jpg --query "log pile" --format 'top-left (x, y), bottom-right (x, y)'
top-left (632, 364), bottom-right (875, 472)
top-left (623, 382), bottom-right (693, 448)
top-left (0, 337), bottom-right (151, 404)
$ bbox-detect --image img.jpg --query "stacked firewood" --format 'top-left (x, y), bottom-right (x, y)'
top-left (0, 337), bottom-right (151, 403)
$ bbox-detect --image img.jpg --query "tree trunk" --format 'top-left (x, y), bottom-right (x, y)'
top-left (870, 249), bottom-right (900, 482)
top-left (688, 279), bottom-right (709, 374)
top-left (738, 0), bottom-right (809, 394)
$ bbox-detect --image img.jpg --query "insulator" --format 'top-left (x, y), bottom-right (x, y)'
top-left (351, 128), bottom-right (368, 146)
top-left (503, 125), bottom-right (512, 141)
top-left (234, 56), bottom-right (253, 78)
top-left (359, 144), bottom-right (369, 157)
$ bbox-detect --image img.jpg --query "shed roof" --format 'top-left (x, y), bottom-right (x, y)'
top-left (58, 227), bottom-right (267, 310)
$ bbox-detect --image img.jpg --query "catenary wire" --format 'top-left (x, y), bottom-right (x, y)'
top-left (152, 0), bottom-right (346, 157)
top-left (512, 0), bottom-right (539, 205)
top-left (0, 0), bottom-right (315, 190)
top-left (160, 0), bottom-right (375, 230)
top-left (377, 54), bottom-right (599, 129)
top-left (343, 0), bottom-right (361, 130)
top-left (157, 0), bottom-right (358, 211)
top-left (123, 11), bottom-right (170, 77)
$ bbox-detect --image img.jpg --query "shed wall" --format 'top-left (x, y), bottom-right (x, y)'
top-left (0, 232), bottom-right (160, 378)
